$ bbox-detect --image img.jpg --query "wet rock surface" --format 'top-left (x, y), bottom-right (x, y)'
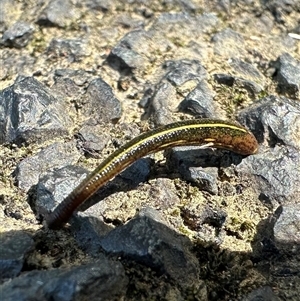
top-left (1, 0), bottom-right (300, 300)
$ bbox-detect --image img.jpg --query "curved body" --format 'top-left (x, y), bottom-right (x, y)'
top-left (46, 119), bottom-right (258, 229)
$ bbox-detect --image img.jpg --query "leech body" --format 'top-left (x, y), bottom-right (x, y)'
top-left (46, 119), bottom-right (258, 229)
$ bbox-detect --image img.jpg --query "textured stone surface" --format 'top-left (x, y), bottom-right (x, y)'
top-left (99, 208), bottom-right (200, 288)
top-left (14, 141), bottom-right (81, 192)
top-left (0, 77), bottom-right (72, 145)
top-left (0, 231), bottom-right (34, 281)
top-left (0, 257), bottom-right (128, 301)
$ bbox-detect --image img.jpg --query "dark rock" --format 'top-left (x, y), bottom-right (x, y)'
top-left (81, 78), bottom-right (122, 124)
top-left (236, 145), bottom-right (300, 205)
top-left (178, 81), bottom-right (215, 118)
top-left (0, 76), bottom-right (72, 145)
top-left (273, 204), bottom-right (300, 253)
top-left (212, 28), bottom-right (245, 57)
top-left (166, 146), bottom-right (220, 194)
top-left (263, 0), bottom-right (300, 23)
top-left (72, 206), bottom-right (113, 255)
top-left (37, 0), bottom-right (81, 28)
top-left (147, 59), bottom-right (210, 124)
top-left (234, 77), bottom-right (264, 97)
top-left (107, 29), bottom-right (151, 73)
top-left (181, 205), bottom-right (227, 231)
top-left (99, 207), bottom-right (200, 288)
top-left (229, 58), bottom-right (264, 80)
top-left (118, 157), bottom-right (152, 187)
top-left (242, 286), bottom-right (280, 301)
top-left (238, 95), bottom-right (300, 149)
top-left (1, 21), bottom-right (34, 48)
top-left (35, 165), bottom-right (89, 217)
top-left (14, 141), bottom-right (81, 192)
top-left (163, 59), bottom-right (207, 86)
top-left (149, 81), bottom-right (178, 125)
top-left (84, 0), bottom-right (111, 12)
top-left (0, 231), bottom-right (34, 282)
top-left (47, 38), bottom-right (91, 62)
top-left (0, 256), bottom-right (128, 301)
top-left (54, 69), bottom-right (92, 87)
top-left (77, 123), bottom-right (110, 154)
top-left (274, 53), bottom-right (300, 99)
top-left (214, 73), bottom-right (235, 86)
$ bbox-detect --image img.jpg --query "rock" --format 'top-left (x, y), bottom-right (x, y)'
top-left (37, 0), bottom-right (81, 28)
top-left (0, 76), bottom-right (72, 145)
top-left (47, 38), bottom-right (91, 62)
top-left (236, 145), bottom-right (300, 205)
top-left (81, 78), bottom-right (122, 124)
top-left (14, 141), bottom-right (81, 192)
top-left (163, 59), bottom-right (207, 87)
top-left (77, 123), bottom-right (110, 155)
top-left (84, 0), bottom-right (111, 12)
top-left (107, 29), bottom-right (152, 73)
top-left (147, 59), bottom-right (211, 124)
top-left (238, 95), bottom-right (300, 150)
top-left (242, 286), bottom-right (280, 301)
top-left (166, 146), bottom-right (231, 195)
top-left (35, 165), bottom-right (89, 217)
top-left (0, 231), bottom-right (34, 282)
top-left (99, 208), bottom-right (200, 288)
top-left (178, 81), bottom-right (215, 118)
top-left (273, 204), bottom-right (300, 253)
top-left (0, 256), bottom-right (128, 301)
top-left (274, 53), bottom-right (300, 99)
top-left (1, 21), bottom-right (34, 48)
top-left (149, 81), bottom-right (178, 125)
top-left (213, 58), bottom-right (265, 97)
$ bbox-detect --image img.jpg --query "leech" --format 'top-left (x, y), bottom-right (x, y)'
top-left (45, 118), bottom-right (258, 229)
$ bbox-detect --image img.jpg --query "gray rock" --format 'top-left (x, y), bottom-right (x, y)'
top-left (236, 145), bottom-right (300, 205)
top-left (166, 146), bottom-right (232, 195)
top-left (37, 0), bottom-right (81, 28)
top-left (77, 123), bottom-right (110, 154)
top-left (81, 78), bottom-right (122, 123)
top-left (273, 204), bottom-right (300, 253)
top-left (238, 95), bottom-right (300, 150)
top-left (107, 29), bottom-right (151, 72)
top-left (216, 58), bottom-right (265, 96)
top-left (214, 73), bottom-right (263, 97)
top-left (229, 58), bottom-right (264, 80)
top-left (47, 38), bottom-right (91, 62)
top-left (163, 59), bottom-right (207, 86)
top-left (0, 231), bottom-right (34, 282)
top-left (54, 69), bottom-right (92, 87)
top-left (274, 53), bottom-right (300, 99)
top-left (149, 81), bottom-right (178, 125)
top-left (1, 21), bottom-right (34, 48)
top-left (0, 76), bottom-right (72, 145)
top-left (99, 208), bottom-right (200, 288)
top-left (178, 81), bottom-right (215, 118)
top-left (147, 59), bottom-right (211, 124)
top-left (264, 0), bottom-right (300, 23)
top-left (242, 286), bottom-right (280, 301)
top-left (84, 0), bottom-right (111, 12)
top-left (14, 141), bottom-right (81, 192)
top-left (0, 256), bottom-right (128, 301)
top-left (35, 165), bottom-right (89, 217)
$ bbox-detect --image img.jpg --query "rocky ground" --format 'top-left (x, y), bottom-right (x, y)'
top-left (0, 0), bottom-right (300, 300)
